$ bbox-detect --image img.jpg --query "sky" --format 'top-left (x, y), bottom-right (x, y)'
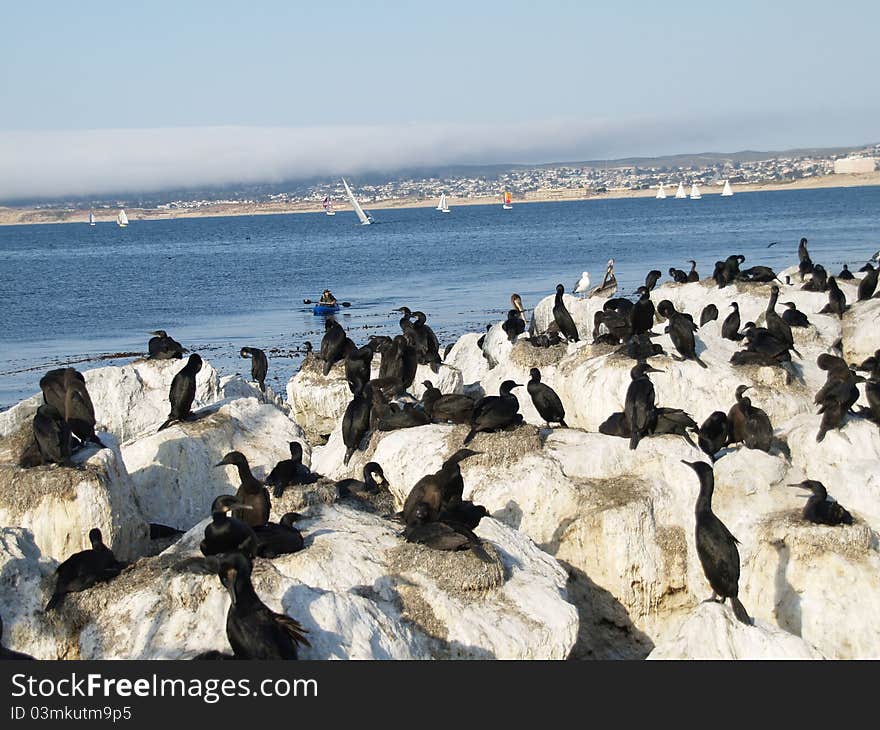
top-left (1, 0), bottom-right (878, 200)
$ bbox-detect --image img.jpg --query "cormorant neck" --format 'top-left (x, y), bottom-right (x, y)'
top-left (695, 480), bottom-right (714, 514)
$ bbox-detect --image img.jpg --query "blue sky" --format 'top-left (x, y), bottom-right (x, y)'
top-left (1, 1), bottom-right (878, 198)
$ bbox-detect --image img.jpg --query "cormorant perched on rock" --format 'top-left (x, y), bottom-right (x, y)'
top-left (319, 318), bottom-right (348, 375)
top-left (731, 324), bottom-right (792, 369)
top-left (652, 407), bottom-right (698, 447)
top-left (618, 334), bottom-right (665, 361)
top-left (253, 514), bottom-right (305, 558)
top-left (669, 266), bottom-right (689, 284)
top-left (402, 448), bottom-right (479, 524)
top-left (158, 354), bottom-right (202, 431)
top-left (240, 347), bottom-right (268, 392)
top-left (814, 354), bottom-right (864, 442)
top-left (26, 404), bottom-right (72, 467)
top-left (858, 264), bottom-right (878, 300)
top-left (739, 265), bottom-right (780, 284)
top-left (819, 277), bottom-right (848, 319)
top-left (721, 302), bottom-right (743, 341)
top-left (593, 309), bottom-right (631, 344)
top-left (265, 442), bottom-right (317, 498)
top-left (644, 270), bottom-right (662, 292)
top-left (422, 381), bottom-right (476, 424)
top-left (681, 461), bottom-right (751, 625)
top-left (699, 303), bottom-right (718, 327)
top-left (373, 399), bottom-right (431, 431)
top-left (387, 334), bottom-right (418, 390)
top-left (716, 255), bottom-right (744, 288)
top-left (404, 310), bottom-right (442, 371)
top-left (336, 462), bottom-right (387, 499)
top-left (856, 351), bottom-right (880, 424)
top-left (502, 308), bottom-right (526, 341)
top-left (802, 264), bottom-right (827, 292)
top-left (404, 502), bottom-right (492, 562)
top-left (552, 284), bottom-right (580, 342)
top-left (657, 300), bottom-right (706, 367)
top-left (629, 287), bottom-right (656, 336)
top-left (39, 368), bottom-right (103, 448)
top-left (342, 382), bottom-right (373, 465)
top-left (726, 386), bottom-right (773, 451)
top-left (215, 452), bottom-right (270, 527)
top-left (788, 480), bottom-right (853, 526)
top-left (0, 614), bottom-right (35, 660)
top-left (797, 237), bottom-right (813, 282)
top-left (781, 302), bottom-right (810, 327)
top-left (727, 385), bottom-right (751, 444)
top-left (216, 552), bottom-right (310, 659)
top-left (200, 495), bottom-right (257, 558)
top-left (344, 343), bottom-right (373, 395)
top-left (765, 285), bottom-right (800, 357)
top-left (624, 362), bottom-right (663, 450)
top-left (698, 411), bottom-right (730, 462)
top-left (527, 368), bottom-right (567, 427)
top-left (148, 330), bottom-right (185, 359)
top-left (686, 260), bottom-right (699, 282)
top-left (837, 264), bottom-right (855, 280)
top-left (464, 380), bottom-right (523, 444)
top-left (45, 528), bottom-right (125, 611)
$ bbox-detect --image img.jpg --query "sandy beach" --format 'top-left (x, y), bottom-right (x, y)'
top-left (2, 171), bottom-right (879, 227)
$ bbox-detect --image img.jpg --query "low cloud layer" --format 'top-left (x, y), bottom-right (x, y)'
top-left (0, 112), bottom-right (872, 202)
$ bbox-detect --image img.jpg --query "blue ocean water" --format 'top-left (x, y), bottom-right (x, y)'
top-left (1, 186), bottom-right (878, 407)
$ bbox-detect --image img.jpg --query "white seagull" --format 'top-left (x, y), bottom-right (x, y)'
top-left (573, 271), bottom-right (591, 296)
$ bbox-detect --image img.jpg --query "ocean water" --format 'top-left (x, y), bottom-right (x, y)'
top-left (1, 185), bottom-right (878, 408)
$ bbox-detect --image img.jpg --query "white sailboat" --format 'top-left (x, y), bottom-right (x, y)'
top-left (88, 211), bottom-right (96, 226)
top-left (675, 182), bottom-right (687, 199)
top-left (437, 192), bottom-right (450, 213)
top-left (721, 180), bottom-right (734, 197)
top-left (656, 183), bottom-right (667, 200)
top-left (341, 178), bottom-right (373, 225)
top-left (322, 195), bottom-right (335, 215)
top-left (116, 209), bottom-right (129, 227)
top-left (689, 183), bottom-right (702, 200)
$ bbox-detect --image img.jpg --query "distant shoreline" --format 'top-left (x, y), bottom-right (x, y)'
top-left (2, 171), bottom-right (879, 227)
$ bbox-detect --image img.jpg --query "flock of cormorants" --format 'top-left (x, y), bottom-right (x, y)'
top-left (3, 238), bottom-right (879, 659)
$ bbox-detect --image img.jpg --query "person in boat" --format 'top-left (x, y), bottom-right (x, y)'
top-left (319, 290), bottom-right (337, 306)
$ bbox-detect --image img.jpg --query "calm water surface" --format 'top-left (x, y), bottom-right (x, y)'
top-left (1, 186), bottom-right (878, 407)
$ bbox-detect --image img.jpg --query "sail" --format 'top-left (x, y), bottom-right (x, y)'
top-left (437, 193), bottom-right (447, 211)
top-left (117, 209), bottom-right (129, 226)
top-left (341, 178), bottom-right (372, 225)
top-left (721, 180), bottom-right (734, 197)
top-left (89, 211), bottom-right (95, 225)
top-left (689, 184), bottom-right (702, 200)
top-left (656, 184), bottom-right (667, 200)
top-left (675, 182), bottom-right (687, 198)
top-left (504, 191), bottom-right (512, 204)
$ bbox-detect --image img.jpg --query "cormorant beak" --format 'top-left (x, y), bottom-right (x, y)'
top-left (224, 569), bottom-right (238, 606)
top-left (645, 366), bottom-right (665, 373)
top-left (214, 460), bottom-right (229, 468)
top-left (512, 383), bottom-right (523, 389)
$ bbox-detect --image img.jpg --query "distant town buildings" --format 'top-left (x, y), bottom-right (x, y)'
top-left (40, 144), bottom-right (880, 212)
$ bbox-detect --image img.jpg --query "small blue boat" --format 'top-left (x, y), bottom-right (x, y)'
top-left (312, 303), bottom-right (340, 315)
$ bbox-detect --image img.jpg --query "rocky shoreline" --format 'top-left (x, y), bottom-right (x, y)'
top-left (1, 260), bottom-right (878, 660)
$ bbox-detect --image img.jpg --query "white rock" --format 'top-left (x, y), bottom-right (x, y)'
top-left (0, 504), bottom-right (578, 660)
top-left (647, 602), bottom-right (825, 659)
top-left (0, 440), bottom-right (148, 562)
top-left (0, 358), bottom-right (223, 443)
top-left (122, 398), bottom-right (309, 531)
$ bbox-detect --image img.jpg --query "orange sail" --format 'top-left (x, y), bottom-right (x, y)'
top-left (503, 191), bottom-right (512, 204)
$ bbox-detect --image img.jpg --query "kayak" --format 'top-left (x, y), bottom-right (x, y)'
top-left (312, 303), bottom-right (340, 315)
